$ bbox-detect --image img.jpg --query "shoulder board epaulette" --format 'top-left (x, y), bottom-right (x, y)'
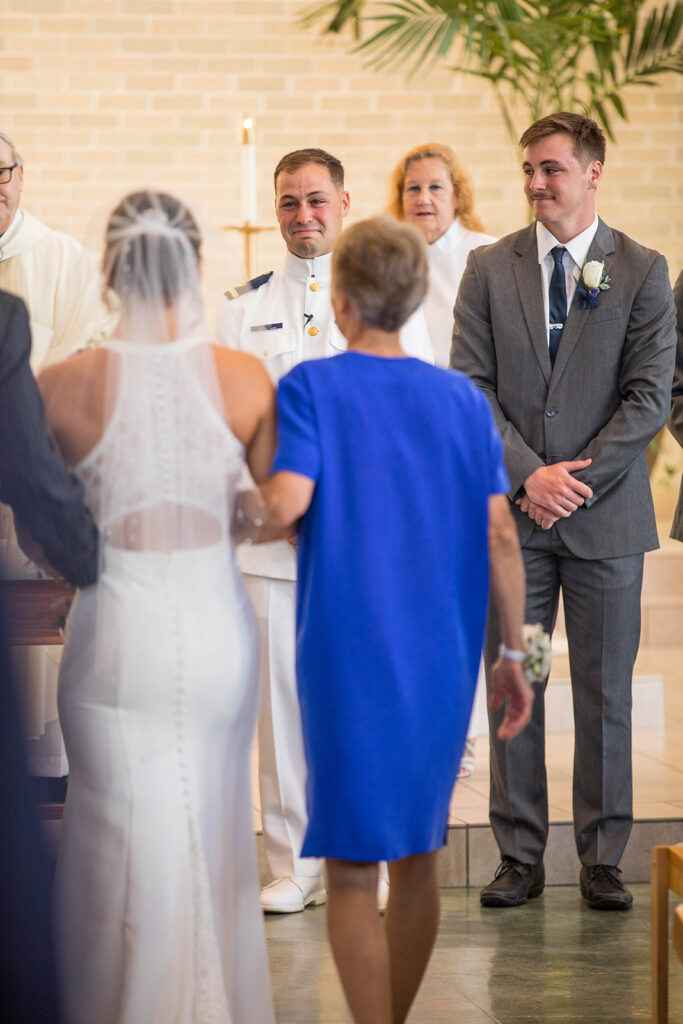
top-left (224, 270), bottom-right (274, 301)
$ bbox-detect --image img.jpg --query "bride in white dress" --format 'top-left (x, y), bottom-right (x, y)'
top-left (37, 191), bottom-right (277, 1024)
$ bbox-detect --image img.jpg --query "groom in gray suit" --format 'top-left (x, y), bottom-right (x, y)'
top-left (451, 113), bottom-right (676, 911)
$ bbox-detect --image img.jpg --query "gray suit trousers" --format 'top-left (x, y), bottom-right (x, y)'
top-left (485, 526), bottom-right (643, 867)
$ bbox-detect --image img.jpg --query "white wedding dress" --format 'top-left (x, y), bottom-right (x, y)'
top-left (55, 337), bottom-right (275, 1024)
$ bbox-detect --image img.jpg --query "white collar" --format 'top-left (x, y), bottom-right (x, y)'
top-left (535, 215), bottom-right (599, 269)
top-left (0, 209), bottom-right (49, 260)
top-left (283, 248), bottom-right (333, 283)
top-left (0, 209), bottom-right (23, 248)
top-left (430, 219), bottom-right (467, 255)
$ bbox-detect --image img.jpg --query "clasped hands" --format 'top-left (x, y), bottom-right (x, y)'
top-left (516, 459), bottom-right (593, 530)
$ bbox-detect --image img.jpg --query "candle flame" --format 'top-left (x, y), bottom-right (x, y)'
top-left (241, 117), bottom-right (255, 145)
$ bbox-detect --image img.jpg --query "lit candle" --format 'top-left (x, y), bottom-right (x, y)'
top-left (241, 117), bottom-right (257, 224)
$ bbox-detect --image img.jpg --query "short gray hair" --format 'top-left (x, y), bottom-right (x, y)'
top-left (332, 216), bottom-right (428, 332)
top-left (0, 130), bottom-right (23, 167)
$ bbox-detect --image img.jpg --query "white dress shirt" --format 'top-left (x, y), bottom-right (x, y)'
top-left (535, 215), bottom-right (600, 348)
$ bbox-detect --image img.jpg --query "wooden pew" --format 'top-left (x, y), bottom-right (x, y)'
top-left (1, 578), bottom-right (73, 820)
top-left (651, 843), bottom-right (683, 1023)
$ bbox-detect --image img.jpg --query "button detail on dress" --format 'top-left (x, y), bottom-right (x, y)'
top-left (309, 282), bottom-right (320, 292)
top-left (308, 325), bottom-right (319, 337)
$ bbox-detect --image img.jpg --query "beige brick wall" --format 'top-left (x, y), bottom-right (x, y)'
top-left (1, 0), bottom-right (681, 325)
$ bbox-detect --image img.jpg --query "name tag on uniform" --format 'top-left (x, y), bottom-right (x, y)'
top-left (250, 323), bottom-right (284, 332)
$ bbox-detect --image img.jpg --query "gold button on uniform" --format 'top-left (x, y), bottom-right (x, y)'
top-left (309, 281), bottom-right (320, 292)
top-left (263, 349), bottom-right (269, 356)
top-left (308, 325), bottom-right (319, 336)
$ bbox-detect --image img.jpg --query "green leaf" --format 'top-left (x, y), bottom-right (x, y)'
top-left (301, 0), bottom-right (683, 149)
top-left (608, 90), bottom-right (627, 120)
top-left (300, 0), bottom-right (366, 35)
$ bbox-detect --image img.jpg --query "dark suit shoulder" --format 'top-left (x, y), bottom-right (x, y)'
top-left (0, 288), bottom-right (28, 314)
top-left (0, 290), bottom-right (31, 383)
top-left (224, 270), bottom-right (274, 301)
top-left (0, 288), bottom-right (30, 329)
top-left (674, 269), bottom-right (683, 305)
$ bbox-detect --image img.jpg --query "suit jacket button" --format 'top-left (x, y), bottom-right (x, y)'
top-left (545, 409), bottom-right (558, 417)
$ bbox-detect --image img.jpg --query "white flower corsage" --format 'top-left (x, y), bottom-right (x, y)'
top-left (576, 259), bottom-right (610, 309)
top-left (522, 623), bottom-right (552, 683)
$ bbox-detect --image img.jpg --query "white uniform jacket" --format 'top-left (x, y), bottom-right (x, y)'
top-left (217, 249), bottom-right (434, 580)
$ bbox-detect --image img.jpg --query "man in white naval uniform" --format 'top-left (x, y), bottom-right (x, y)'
top-left (0, 129), bottom-right (108, 789)
top-left (217, 148), bottom-right (433, 913)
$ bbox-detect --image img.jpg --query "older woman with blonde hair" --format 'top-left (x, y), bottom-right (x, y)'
top-left (258, 216), bottom-right (531, 1024)
top-left (389, 142), bottom-right (496, 368)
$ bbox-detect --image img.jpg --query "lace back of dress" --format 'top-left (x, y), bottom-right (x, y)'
top-left (80, 340), bottom-right (242, 552)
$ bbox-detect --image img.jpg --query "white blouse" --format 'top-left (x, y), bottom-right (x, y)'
top-left (425, 219), bottom-right (497, 367)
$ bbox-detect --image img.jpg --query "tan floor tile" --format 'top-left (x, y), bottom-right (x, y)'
top-left (630, 800), bottom-right (683, 819)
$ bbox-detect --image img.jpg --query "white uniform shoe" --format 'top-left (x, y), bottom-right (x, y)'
top-left (260, 875), bottom-right (327, 914)
top-left (377, 875), bottom-right (390, 913)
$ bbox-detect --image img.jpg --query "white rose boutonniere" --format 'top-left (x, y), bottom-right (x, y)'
top-left (582, 260), bottom-right (604, 289)
top-left (576, 259), bottom-right (610, 309)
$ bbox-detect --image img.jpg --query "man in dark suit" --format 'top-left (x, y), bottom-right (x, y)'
top-left (667, 271), bottom-right (683, 540)
top-left (0, 288), bottom-right (98, 1022)
top-left (451, 113), bottom-right (676, 911)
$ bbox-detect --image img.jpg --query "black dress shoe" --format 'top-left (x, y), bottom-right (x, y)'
top-left (580, 864), bottom-right (633, 910)
top-left (480, 857), bottom-right (545, 907)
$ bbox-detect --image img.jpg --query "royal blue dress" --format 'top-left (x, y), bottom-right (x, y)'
top-left (272, 352), bottom-right (509, 862)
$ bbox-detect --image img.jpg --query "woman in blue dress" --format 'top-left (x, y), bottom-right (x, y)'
top-left (258, 216), bottom-right (533, 1024)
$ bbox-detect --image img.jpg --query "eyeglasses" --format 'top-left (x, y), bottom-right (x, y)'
top-left (0, 164), bottom-right (19, 185)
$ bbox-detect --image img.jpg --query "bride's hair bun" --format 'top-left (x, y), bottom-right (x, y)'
top-left (103, 190), bottom-right (201, 307)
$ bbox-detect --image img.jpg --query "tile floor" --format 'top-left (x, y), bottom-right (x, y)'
top-left (265, 884), bottom-right (683, 1023)
top-left (257, 550), bottom-right (683, 1020)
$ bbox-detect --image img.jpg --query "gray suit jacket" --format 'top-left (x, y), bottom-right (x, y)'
top-left (668, 270), bottom-right (683, 540)
top-left (451, 218), bottom-right (676, 559)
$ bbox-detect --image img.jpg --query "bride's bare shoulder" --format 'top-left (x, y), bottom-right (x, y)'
top-left (38, 346), bottom-right (109, 404)
top-left (211, 346), bottom-right (273, 404)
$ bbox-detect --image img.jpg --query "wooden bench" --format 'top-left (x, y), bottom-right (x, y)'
top-left (651, 843), bottom-right (683, 1023)
top-left (1, 578), bottom-right (73, 820)
top-left (0, 578), bottom-right (73, 646)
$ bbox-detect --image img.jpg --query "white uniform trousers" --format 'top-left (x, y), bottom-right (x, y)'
top-left (244, 574), bottom-right (323, 881)
top-left (467, 661), bottom-right (489, 740)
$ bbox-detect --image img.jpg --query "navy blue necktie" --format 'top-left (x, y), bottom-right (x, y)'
top-left (548, 245), bottom-right (567, 367)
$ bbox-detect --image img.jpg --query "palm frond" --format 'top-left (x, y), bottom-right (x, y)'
top-left (299, 0), bottom-right (683, 148)
top-left (300, 0), bottom-right (366, 36)
top-left (613, 2), bottom-right (683, 87)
